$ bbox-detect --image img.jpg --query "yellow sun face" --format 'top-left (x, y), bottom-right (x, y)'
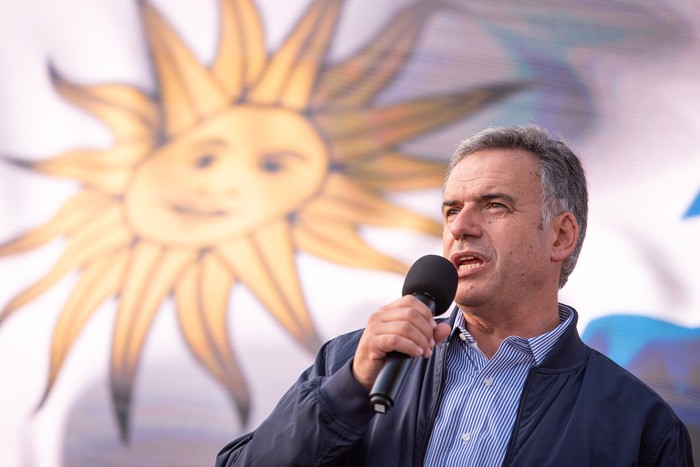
top-left (125, 106), bottom-right (329, 245)
top-left (0, 0), bottom-right (521, 440)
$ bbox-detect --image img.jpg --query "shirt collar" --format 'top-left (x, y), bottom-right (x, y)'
top-left (449, 304), bottom-right (574, 365)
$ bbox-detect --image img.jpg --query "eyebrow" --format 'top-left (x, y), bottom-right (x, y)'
top-left (441, 199), bottom-right (459, 213)
top-left (198, 139), bottom-right (229, 150)
top-left (266, 150), bottom-right (306, 160)
top-left (481, 192), bottom-right (516, 205)
top-left (442, 192), bottom-right (516, 207)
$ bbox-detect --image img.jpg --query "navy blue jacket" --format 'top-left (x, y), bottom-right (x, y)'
top-left (216, 307), bottom-right (694, 466)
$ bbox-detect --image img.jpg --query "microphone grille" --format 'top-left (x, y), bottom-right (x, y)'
top-left (401, 255), bottom-right (458, 315)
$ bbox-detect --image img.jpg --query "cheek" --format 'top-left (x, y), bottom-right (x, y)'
top-left (442, 229), bottom-right (453, 254)
top-left (516, 237), bottom-right (551, 274)
top-left (502, 235), bottom-right (540, 266)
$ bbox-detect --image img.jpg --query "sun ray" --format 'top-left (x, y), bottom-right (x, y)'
top-left (0, 206), bottom-right (130, 324)
top-left (175, 253), bottom-right (250, 424)
top-left (0, 191), bottom-right (111, 255)
top-left (322, 84), bottom-right (524, 157)
top-left (212, 0), bottom-right (267, 99)
top-left (345, 151), bottom-right (446, 191)
top-left (313, 0), bottom-right (449, 109)
top-left (141, 1), bottom-right (229, 136)
top-left (30, 142), bottom-right (150, 193)
top-left (325, 146), bottom-right (446, 191)
top-left (53, 74), bottom-right (159, 143)
top-left (293, 218), bottom-right (407, 273)
top-left (216, 221), bottom-right (321, 352)
top-left (304, 185), bottom-right (442, 235)
top-left (110, 241), bottom-right (196, 441)
top-left (249, 0), bottom-right (343, 109)
top-left (303, 173), bottom-right (442, 234)
top-left (253, 219), bottom-right (318, 335)
top-left (38, 247), bottom-right (129, 408)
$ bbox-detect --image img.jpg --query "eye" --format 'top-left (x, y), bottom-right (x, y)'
top-left (444, 208), bottom-right (460, 221)
top-left (260, 157), bottom-right (283, 173)
top-left (195, 154), bottom-right (216, 169)
top-left (485, 201), bottom-right (513, 215)
top-left (259, 151), bottom-right (303, 174)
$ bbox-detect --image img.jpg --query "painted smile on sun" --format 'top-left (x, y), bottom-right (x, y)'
top-left (0, 0), bottom-right (520, 440)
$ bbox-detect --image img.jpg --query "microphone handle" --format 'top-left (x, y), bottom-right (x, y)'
top-left (369, 351), bottom-right (412, 413)
top-left (369, 293), bottom-right (436, 414)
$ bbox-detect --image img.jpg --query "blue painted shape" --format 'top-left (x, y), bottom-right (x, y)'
top-left (582, 314), bottom-right (700, 427)
top-left (582, 314), bottom-right (699, 367)
top-left (684, 192), bottom-right (700, 218)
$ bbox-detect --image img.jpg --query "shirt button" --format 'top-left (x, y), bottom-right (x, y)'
top-left (461, 432), bottom-right (471, 443)
top-left (484, 377), bottom-right (493, 386)
top-left (458, 333), bottom-right (467, 341)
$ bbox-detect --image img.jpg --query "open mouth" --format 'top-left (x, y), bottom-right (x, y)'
top-left (453, 253), bottom-right (485, 273)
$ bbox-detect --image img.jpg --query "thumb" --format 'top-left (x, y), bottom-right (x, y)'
top-left (434, 322), bottom-right (451, 344)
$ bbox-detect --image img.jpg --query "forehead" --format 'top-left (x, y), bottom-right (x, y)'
top-left (444, 148), bottom-right (541, 199)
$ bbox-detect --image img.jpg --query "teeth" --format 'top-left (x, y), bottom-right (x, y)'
top-left (458, 256), bottom-right (476, 264)
top-left (457, 255), bottom-right (482, 271)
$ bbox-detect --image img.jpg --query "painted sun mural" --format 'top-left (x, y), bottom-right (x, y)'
top-left (0, 0), bottom-right (520, 440)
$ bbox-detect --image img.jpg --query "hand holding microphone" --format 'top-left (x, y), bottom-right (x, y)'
top-left (351, 255), bottom-right (458, 414)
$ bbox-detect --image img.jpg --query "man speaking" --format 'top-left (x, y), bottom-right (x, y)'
top-left (215, 125), bottom-right (693, 466)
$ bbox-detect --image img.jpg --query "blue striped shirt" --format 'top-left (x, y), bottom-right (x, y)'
top-left (423, 304), bottom-right (573, 467)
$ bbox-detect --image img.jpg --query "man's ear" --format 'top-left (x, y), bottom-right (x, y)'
top-left (551, 212), bottom-right (578, 262)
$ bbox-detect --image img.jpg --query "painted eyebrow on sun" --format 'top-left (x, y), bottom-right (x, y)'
top-left (264, 149), bottom-right (306, 160)
top-left (198, 138), bottom-right (229, 150)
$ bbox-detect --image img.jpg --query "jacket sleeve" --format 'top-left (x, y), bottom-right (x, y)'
top-left (651, 418), bottom-right (695, 467)
top-left (215, 338), bottom-right (377, 466)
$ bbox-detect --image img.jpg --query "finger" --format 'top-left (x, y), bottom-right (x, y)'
top-left (374, 332), bottom-right (426, 358)
top-left (353, 327), bottom-right (425, 389)
top-left (369, 313), bottom-right (435, 354)
top-left (372, 299), bottom-right (436, 338)
top-left (433, 322), bottom-right (451, 344)
top-left (401, 295), bottom-right (437, 323)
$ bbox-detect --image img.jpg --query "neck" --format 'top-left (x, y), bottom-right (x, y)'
top-left (459, 302), bottom-right (561, 359)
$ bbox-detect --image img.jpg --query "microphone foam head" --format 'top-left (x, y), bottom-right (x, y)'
top-left (401, 254), bottom-right (458, 315)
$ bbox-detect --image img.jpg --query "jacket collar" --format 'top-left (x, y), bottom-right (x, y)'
top-left (441, 304), bottom-right (589, 370)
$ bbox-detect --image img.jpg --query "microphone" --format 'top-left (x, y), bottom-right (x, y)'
top-left (369, 254), bottom-right (458, 414)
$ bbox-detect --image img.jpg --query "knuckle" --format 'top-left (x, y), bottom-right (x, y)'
top-left (396, 320), bottom-right (413, 334)
top-left (385, 334), bottom-right (402, 348)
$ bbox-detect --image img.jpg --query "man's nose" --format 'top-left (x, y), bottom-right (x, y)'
top-left (449, 208), bottom-right (482, 239)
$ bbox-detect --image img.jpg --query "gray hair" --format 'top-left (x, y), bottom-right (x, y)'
top-left (447, 124), bottom-right (588, 288)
